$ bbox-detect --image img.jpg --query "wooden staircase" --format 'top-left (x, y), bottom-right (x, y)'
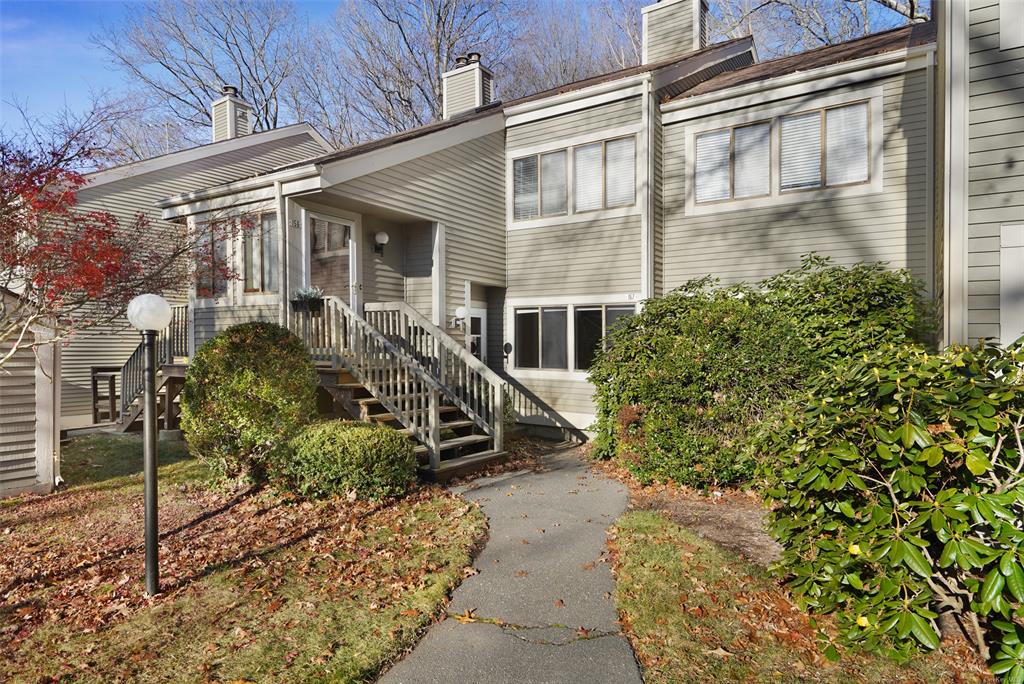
top-left (317, 366), bottom-right (504, 480)
top-left (292, 297), bottom-right (509, 482)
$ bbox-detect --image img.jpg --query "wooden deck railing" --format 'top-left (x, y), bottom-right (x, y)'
top-left (364, 301), bottom-right (504, 453)
top-left (117, 304), bottom-right (189, 421)
top-left (290, 297), bottom-right (457, 467)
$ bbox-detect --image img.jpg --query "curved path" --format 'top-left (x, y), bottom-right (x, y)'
top-left (380, 446), bottom-right (642, 684)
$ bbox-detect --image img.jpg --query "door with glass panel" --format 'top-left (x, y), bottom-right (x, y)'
top-left (308, 216), bottom-right (352, 302)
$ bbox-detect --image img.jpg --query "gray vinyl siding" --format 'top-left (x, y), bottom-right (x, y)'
top-left (967, 0), bottom-right (1024, 342)
top-left (194, 305), bottom-right (279, 348)
top-left (0, 338), bottom-right (37, 493)
top-left (213, 101), bottom-right (230, 142)
top-left (507, 216), bottom-right (642, 296)
top-left (445, 68), bottom-right (479, 117)
top-left (506, 97), bottom-right (642, 150)
top-left (661, 70), bottom-right (931, 289)
top-left (331, 129), bottom-right (506, 324)
top-left (645, 0), bottom-right (696, 64)
top-left (61, 130), bottom-right (326, 425)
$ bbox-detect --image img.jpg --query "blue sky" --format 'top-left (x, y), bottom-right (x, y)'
top-left (0, 0), bottom-right (337, 131)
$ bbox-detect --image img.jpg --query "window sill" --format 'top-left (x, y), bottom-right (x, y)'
top-left (686, 179), bottom-right (882, 217)
top-left (508, 206), bottom-right (640, 231)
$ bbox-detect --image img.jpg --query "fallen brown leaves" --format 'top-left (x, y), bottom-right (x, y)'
top-left (0, 478), bottom-right (477, 666)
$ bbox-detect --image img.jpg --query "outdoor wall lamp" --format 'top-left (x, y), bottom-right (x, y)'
top-left (374, 231), bottom-right (390, 257)
top-left (127, 293), bottom-right (173, 597)
top-left (452, 305), bottom-right (468, 328)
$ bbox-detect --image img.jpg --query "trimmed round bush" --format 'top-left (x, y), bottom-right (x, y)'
top-left (284, 421), bottom-right (417, 500)
top-left (589, 279), bottom-right (813, 487)
top-left (761, 342), bottom-right (1024, 674)
top-left (180, 322), bottom-right (318, 481)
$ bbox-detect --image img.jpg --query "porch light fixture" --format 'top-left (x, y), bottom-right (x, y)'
top-left (127, 293), bottom-right (172, 597)
top-left (453, 306), bottom-right (468, 328)
top-left (373, 231), bottom-right (390, 257)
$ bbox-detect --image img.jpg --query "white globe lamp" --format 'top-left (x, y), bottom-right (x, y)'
top-left (127, 294), bottom-right (173, 331)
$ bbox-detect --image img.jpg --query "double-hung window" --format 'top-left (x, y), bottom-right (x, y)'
top-left (574, 305), bottom-right (635, 370)
top-left (693, 100), bottom-right (871, 205)
top-left (574, 137), bottom-right (636, 212)
top-left (694, 122), bottom-right (770, 203)
top-left (514, 150), bottom-right (567, 220)
top-left (780, 101), bottom-right (869, 192)
top-left (243, 213), bottom-right (278, 293)
top-left (512, 135), bottom-right (636, 221)
top-left (195, 221), bottom-right (228, 299)
top-left (515, 307), bottom-right (567, 369)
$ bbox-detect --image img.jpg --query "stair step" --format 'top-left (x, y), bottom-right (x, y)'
top-left (367, 406), bottom-right (459, 423)
top-left (418, 450), bottom-right (510, 483)
top-left (396, 419), bottom-right (477, 436)
top-left (412, 433), bottom-right (491, 455)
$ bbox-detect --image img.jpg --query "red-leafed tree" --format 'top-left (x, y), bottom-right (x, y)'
top-left (1, 107), bottom-right (238, 367)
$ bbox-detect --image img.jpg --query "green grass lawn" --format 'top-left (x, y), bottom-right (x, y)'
top-left (611, 510), bottom-right (992, 684)
top-left (1, 434), bottom-right (486, 683)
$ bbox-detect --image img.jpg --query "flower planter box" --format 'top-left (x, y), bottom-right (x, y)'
top-left (290, 298), bottom-right (324, 314)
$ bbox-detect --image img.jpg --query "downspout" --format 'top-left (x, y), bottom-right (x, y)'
top-left (275, 180), bottom-right (288, 328)
top-left (640, 73), bottom-right (655, 303)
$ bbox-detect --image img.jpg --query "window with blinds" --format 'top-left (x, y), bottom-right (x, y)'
top-left (605, 137), bottom-right (636, 207)
top-left (512, 135), bottom-right (636, 221)
top-left (780, 101), bottom-right (871, 192)
top-left (540, 150), bottom-right (567, 215)
top-left (826, 103), bottom-right (869, 186)
top-left (694, 122), bottom-right (769, 203)
top-left (513, 156), bottom-right (539, 220)
top-left (780, 111), bottom-right (822, 191)
top-left (574, 143), bottom-right (603, 212)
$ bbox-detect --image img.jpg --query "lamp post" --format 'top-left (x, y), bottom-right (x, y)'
top-left (126, 293), bottom-right (173, 597)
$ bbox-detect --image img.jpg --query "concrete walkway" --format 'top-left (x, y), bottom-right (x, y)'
top-left (380, 446), bottom-right (642, 684)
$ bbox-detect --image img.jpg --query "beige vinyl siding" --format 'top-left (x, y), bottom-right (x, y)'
top-left (507, 216), bottom-right (642, 296)
top-left (235, 107), bottom-right (251, 136)
top-left (0, 339), bottom-right (37, 493)
top-left (445, 69), bottom-right (479, 117)
top-left (653, 105), bottom-right (665, 297)
top-left (661, 70), bottom-right (931, 289)
top-left (404, 223), bottom-right (435, 319)
top-left (331, 129), bottom-right (506, 324)
top-left (213, 101), bottom-right (230, 142)
top-left (362, 217), bottom-right (406, 304)
top-left (194, 305), bottom-right (279, 348)
top-left (61, 131), bottom-right (326, 425)
top-left (645, 0), bottom-right (696, 64)
top-left (506, 97), bottom-right (642, 150)
top-left (967, 0), bottom-right (1024, 342)
top-left (506, 377), bottom-right (595, 421)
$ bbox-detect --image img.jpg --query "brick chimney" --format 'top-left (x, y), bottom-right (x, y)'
top-left (642, 0), bottom-right (709, 64)
top-left (211, 85), bottom-right (254, 142)
top-left (441, 52), bottom-right (495, 119)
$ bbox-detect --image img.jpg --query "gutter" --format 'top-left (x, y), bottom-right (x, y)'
top-left (156, 163), bottom-right (321, 210)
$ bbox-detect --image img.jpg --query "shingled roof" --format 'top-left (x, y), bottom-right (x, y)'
top-left (670, 21), bottom-right (936, 101)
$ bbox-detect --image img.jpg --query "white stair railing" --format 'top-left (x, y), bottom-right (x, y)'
top-left (364, 301), bottom-right (504, 453)
top-left (291, 296), bottom-right (455, 468)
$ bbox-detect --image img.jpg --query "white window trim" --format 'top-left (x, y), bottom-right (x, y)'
top-left (505, 295), bottom-right (640, 381)
top-left (1001, 0), bottom-right (1024, 51)
top-left (242, 211), bottom-right (280, 297)
top-left (237, 204), bottom-right (281, 305)
top-left (683, 86), bottom-right (883, 217)
top-left (507, 125), bottom-right (642, 231)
